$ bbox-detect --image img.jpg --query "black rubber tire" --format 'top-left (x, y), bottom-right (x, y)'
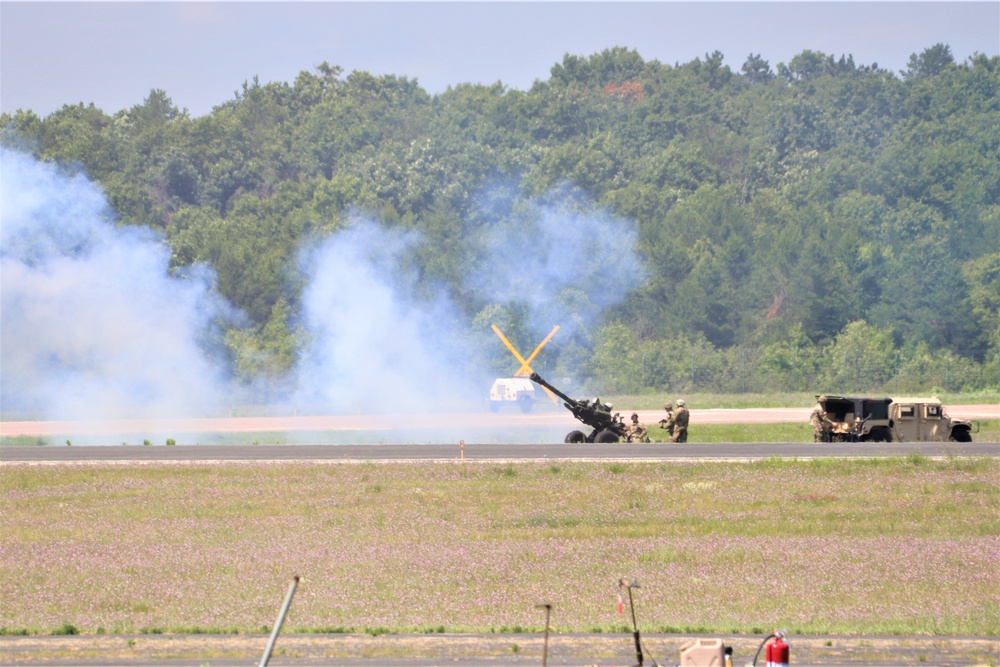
top-left (865, 426), bottom-right (894, 443)
top-left (595, 429), bottom-right (620, 443)
top-left (518, 396), bottom-right (534, 414)
top-left (488, 401), bottom-right (500, 413)
top-left (950, 428), bottom-right (972, 442)
top-left (564, 430), bottom-right (586, 443)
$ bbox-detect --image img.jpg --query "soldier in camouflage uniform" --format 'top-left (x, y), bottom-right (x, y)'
top-left (625, 413), bottom-right (650, 443)
top-left (658, 402), bottom-right (675, 438)
top-left (809, 402), bottom-right (832, 442)
top-left (669, 399), bottom-right (689, 443)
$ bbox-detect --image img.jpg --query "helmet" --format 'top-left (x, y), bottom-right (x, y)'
top-left (631, 412), bottom-right (639, 421)
top-left (664, 402), bottom-right (672, 410)
top-left (606, 403), bottom-right (613, 411)
top-left (676, 399), bottom-right (685, 407)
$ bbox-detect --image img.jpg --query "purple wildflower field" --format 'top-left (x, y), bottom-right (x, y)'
top-left (1, 459), bottom-right (997, 636)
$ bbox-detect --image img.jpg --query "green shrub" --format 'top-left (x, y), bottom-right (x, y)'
top-left (52, 623), bottom-right (78, 635)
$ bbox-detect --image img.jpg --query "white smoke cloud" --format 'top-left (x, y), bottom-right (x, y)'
top-left (288, 190), bottom-right (648, 414)
top-left (1, 150), bottom-right (647, 434)
top-left (0, 148), bottom-right (232, 420)
top-left (291, 220), bottom-right (482, 414)
top-left (468, 185), bottom-right (647, 342)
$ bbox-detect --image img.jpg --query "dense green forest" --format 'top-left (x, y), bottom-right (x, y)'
top-left (3, 45), bottom-right (999, 397)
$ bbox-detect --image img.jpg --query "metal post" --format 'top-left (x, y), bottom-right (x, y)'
top-left (259, 576), bottom-right (300, 667)
top-left (619, 579), bottom-right (643, 667)
top-left (628, 585), bottom-right (643, 667)
top-left (536, 603), bottom-right (552, 667)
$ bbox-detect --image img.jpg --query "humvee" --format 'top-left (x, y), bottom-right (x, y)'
top-left (888, 397), bottom-right (974, 442)
top-left (814, 395), bottom-right (975, 443)
top-left (488, 377), bottom-right (536, 413)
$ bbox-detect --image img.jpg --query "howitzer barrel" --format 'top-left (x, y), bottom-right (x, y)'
top-left (530, 372), bottom-right (624, 440)
top-left (529, 373), bottom-right (576, 408)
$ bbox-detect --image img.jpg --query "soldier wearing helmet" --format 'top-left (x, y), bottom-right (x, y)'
top-left (809, 400), bottom-right (833, 442)
top-left (625, 412), bottom-right (649, 443)
top-left (670, 399), bottom-right (689, 443)
top-left (658, 401), bottom-right (675, 437)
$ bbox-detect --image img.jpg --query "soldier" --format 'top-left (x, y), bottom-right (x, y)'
top-left (670, 399), bottom-right (689, 443)
top-left (624, 417), bottom-right (636, 443)
top-left (809, 402), bottom-right (832, 442)
top-left (658, 401), bottom-right (674, 437)
top-left (626, 412), bottom-right (649, 443)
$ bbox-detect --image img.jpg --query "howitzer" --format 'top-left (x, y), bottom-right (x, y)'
top-left (529, 372), bottom-right (626, 443)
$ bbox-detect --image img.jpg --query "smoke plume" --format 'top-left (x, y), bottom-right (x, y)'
top-left (1, 150), bottom-right (647, 434)
top-left (0, 148), bottom-right (232, 420)
top-left (292, 220), bottom-right (481, 414)
top-left (468, 185), bottom-right (647, 342)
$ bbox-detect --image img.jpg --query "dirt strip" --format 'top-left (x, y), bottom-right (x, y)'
top-left (2, 405), bottom-right (996, 438)
top-left (1, 632), bottom-right (997, 666)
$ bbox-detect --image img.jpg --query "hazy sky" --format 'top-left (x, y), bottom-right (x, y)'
top-left (2, 2), bottom-right (998, 118)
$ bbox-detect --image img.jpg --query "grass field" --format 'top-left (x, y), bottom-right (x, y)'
top-left (1, 457), bottom-right (997, 638)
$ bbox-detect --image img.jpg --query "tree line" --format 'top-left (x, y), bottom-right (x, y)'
top-left (3, 44), bottom-right (998, 395)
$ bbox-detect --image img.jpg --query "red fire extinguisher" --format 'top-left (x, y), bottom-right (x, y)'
top-left (765, 631), bottom-right (789, 667)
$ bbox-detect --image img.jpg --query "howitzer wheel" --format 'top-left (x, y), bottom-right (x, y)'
top-left (595, 429), bottom-right (620, 443)
top-left (564, 430), bottom-right (586, 443)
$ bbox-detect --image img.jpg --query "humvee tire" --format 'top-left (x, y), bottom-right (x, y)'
top-left (950, 427), bottom-right (972, 442)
